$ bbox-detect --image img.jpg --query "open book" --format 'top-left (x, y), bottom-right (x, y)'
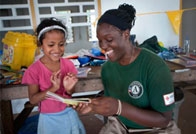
top-left (46, 91), bottom-right (91, 106)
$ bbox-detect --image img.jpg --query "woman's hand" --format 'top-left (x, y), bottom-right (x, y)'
top-left (90, 97), bottom-right (118, 116)
top-left (63, 72), bottom-right (78, 94)
top-left (75, 97), bottom-right (118, 116)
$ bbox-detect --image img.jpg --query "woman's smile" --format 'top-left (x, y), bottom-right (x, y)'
top-left (105, 50), bottom-right (114, 60)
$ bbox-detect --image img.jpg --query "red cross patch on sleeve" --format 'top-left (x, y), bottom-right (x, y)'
top-left (163, 92), bottom-right (175, 106)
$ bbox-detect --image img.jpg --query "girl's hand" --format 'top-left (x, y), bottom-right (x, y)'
top-left (50, 70), bottom-right (61, 92)
top-left (74, 103), bottom-right (92, 114)
top-left (63, 72), bottom-right (78, 94)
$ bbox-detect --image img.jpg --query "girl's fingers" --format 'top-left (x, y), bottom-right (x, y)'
top-left (55, 70), bottom-right (61, 75)
top-left (50, 74), bottom-right (55, 81)
top-left (54, 70), bottom-right (61, 78)
top-left (67, 72), bottom-right (77, 77)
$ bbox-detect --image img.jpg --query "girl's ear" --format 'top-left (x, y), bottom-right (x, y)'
top-left (37, 40), bottom-right (42, 47)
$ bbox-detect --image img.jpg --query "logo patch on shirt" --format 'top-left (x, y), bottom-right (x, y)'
top-left (128, 81), bottom-right (143, 99)
top-left (163, 92), bottom-right (175, 106)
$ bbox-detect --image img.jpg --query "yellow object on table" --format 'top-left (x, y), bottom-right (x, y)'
top-left (1, 31), bottom-right (37, 70)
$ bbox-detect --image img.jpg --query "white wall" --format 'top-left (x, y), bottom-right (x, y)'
top-left (101, 0), bottom-right (180, 48)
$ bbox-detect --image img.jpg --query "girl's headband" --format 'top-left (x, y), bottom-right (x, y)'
top-left (37, 25), bottom-right (67, 40)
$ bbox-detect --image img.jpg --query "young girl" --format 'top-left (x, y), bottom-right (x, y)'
top-left (22, 18), bottom-right (86, 134)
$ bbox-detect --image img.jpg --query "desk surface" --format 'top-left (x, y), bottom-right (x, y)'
top-left (0, 66), bottom-right (102, 100)
top-left (166, 60), bottom-right (196, 71)
top-left (1, 62), bottom-right (196, 134)
top-left (1, 63), bottom-right (196, 100)
top-left (1, 61), bottom-right (196, 134)
top-left (165, 61), bottom-right (196, 83)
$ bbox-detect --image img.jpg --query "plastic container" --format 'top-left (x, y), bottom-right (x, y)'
top-left (183, 37), bottom-right (190, 55)
top-left (91, 41), bottom-right (101, 56)
top-left (1, 31), bottom-right (37, 70)
top-left (78, 56), bottom-right (90, 66)
top-left (173, 87), bottom-right (184, 123)
top-left (91, 48), bottom-right (101, 56)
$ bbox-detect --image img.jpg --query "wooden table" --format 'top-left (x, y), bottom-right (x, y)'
top-left (166, 61), bottom-right (196, 89)
top-left (0, 66), bottom-right (103, 134)
top-left (1, 64), bottom-right (196, 134)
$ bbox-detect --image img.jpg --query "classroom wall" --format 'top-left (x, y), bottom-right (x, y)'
top-left (1, 0), bottom-right (195, 53)
top-left (182, 0), bottom-right (196, 51)
top-left (0, 0), bottom-right (182, 52)
top-left (101, 0), bottom-right (180, 48)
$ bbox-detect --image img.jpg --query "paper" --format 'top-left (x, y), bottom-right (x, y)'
top-left (46, 91), bottom-right (91, 106)
top-left (72, 90), bottom-right (104, 98)
top-left (77, 67), bottom-right (91, 78)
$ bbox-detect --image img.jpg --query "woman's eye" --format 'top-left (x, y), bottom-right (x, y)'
top-left (107, 39), bottom-right (112, 43)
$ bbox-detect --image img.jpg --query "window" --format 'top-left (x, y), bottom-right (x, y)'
top-left (0, 0), bottom-right (99, 49)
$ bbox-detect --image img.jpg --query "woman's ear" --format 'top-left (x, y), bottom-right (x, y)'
top-left (123, 29), bottom-right (130, 39)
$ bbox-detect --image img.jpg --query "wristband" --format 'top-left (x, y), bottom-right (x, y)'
top-left (116, 99), bottom-right (122, 115)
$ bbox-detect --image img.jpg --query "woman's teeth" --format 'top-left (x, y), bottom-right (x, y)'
top-left (105, 50), bottom-right (113, 60)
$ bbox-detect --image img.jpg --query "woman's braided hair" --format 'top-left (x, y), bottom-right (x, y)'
top-left (118, 3), bottom-right (136, 30)
top-left (97, 3), bottom-right (136, 31)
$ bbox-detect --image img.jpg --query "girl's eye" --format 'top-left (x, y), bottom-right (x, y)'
top-left (59, 42), bottom-right (66, 46)
top-left (59, 43), bottom-right (65, 46)
top-left (48, 44), bottom-right (54, 47)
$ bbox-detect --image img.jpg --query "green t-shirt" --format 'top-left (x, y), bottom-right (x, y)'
top-left (101, 48), bottom-right (175, 129)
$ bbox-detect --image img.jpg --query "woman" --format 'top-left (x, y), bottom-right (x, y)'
top-left (77, 3), bottom-right (180, 134)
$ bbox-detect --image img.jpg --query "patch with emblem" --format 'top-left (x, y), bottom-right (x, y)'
top-left (128, 81), bottom-right (143, 99)
top-left (163, 92), bottom-right (175, 106)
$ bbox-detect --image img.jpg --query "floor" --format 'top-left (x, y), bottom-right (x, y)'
top-left (178, 89), bottom-right (196, 134)
top-left (80, 114), bottom-right (104, 134)
top-left (80, 88), bottom-right (196, 134)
